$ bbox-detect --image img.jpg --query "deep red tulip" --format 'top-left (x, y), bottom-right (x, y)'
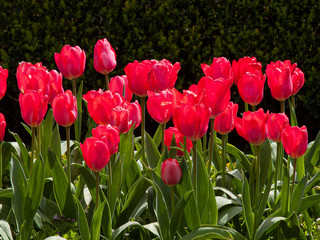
top-left (110, 100), bottom-right (141, 133)
top-left (198, 77), bottom-right (231, 119)
top-left (238, 71), bottom-right (266, 106)
top-left (266, 60), bottom-right (296, 101)
top-left (16, 62), bottom-right (50, 95)
top-left (281, 125), bottom-right (308, 159)
top-left (124, 60), bottom-right (157, 97)
top-left (292, 68), bottom-right (305, 96)
top-left (0, 113), bottom-right (6, 142)
top-left (52, 90), bottom-right (77, 127)
top-left (54, 45), bottom-right (86, 80)
top-left (147, 90), bottom-right (174, 124)
top-left (201, 57), bottom-right (233, 87)
top-left (110, 75), bottom-right (133, 102)
top-left (0, 66), bottom-right (8, 100)
top-left (164, 127), bottom-right (192, 156)
top-left (161, 158), bottom-right (182, 186)
top-left (48, 70), bottom-right (64, 104)
top-left (214, 102), bottom-right (238, 135)
top-left (92, 124), bottom-right (120, 155)
top-left (235, 108), bottom-right (269, 146)
top-left (267, 113), bottom-right (289, 143)
top-left (80, 137), bottom-right (110, 172)
top-left (148, 59), bottom-right (181, 92)
top-left (94, 38), bottom-right (117, 75)
top-left (232, 57), bottom-right (262, 86)
top-left (173, 103), bottom-right (211, 141)
top-left (83, 90), bottom-right (124, 125)
top-left (19, 90), bottom-right (48, 127)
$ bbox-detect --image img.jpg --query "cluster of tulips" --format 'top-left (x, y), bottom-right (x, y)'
top-left (0, 36), bottom-right (312, 239)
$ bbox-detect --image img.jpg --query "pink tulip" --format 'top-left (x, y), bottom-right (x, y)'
top-left (164, 127), bottom-right (192, 156)
top-left (0, 66), bottom-right (8, 100)
top-left (52, 90), bottom-right (77, 127)
top-left (214, 102), bottom-right (238, 135)
top-left (94, 38), bottom-right (117, 75)
top-left (267, 113), bottom-right (289, 143)
top-left (281, 125), bottom-right (308, 159)
top-left (147, 90), bottom-right (174, 124)
top-left (232, 57), bottom-right (262, 86)
top-left (292, 68), bottom-right (304, 96)
top-left (92, 125), bottom-right (120, 155)
top-left (48, 70), bottom-right (64, 104)
top-left (110, 75), bottom-right (133, 102)
top-left (0, 113), bottom-right (6, 142)
top-left (161, 158), bottom-right (182, 186)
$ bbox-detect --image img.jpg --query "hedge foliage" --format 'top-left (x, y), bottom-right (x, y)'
top-left (0, 0), bottom-right (319, 141)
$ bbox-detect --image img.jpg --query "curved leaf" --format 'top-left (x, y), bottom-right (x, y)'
top-left (74, 196), bottom-right (90, 240)
top-left (255, 216), bottom-right (286, 240)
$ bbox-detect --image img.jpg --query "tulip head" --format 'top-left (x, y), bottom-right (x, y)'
top-left (48, 70), bottom-right (64, 104)
top-left (214, 102), bottom-right (238, 135)
top-left (267, 113), bottom-right (289, 143)
top-left (281, 125), bottom-right (308, 159)
top-left (110, 75), bottom-right (133, 102)
top-left (232, 57), bottom-right (262, 86)
top-left (161, 158), bottom-right (182, 186)
top-left (92, 124), bottom-right (120, 155)
top-left (0, 113), bottom-right (6, 142)
top-left (52, 90), bottom-right (77, 127)
top-left (147, 90), bottom-right (174, 124)
top-left (0, 66), bottom-right (8, 101)
top-left (292, 68), bottom-right (304, 96)
top-left (164, 127), bottom-right (192, 156)
top-left (94, 38), bottom-right (117, 75)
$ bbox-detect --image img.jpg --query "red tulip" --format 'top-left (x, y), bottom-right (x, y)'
top-left (201, 57), bottom-right (233, 87)
top-left (94, 38), bottom-right (117, 75)
top-left (235, 108), bottom-right (269, 146)
top-left (19, 90), bottom-right (48, 127)
top-left (52, 90), bottom-right (77, 127)
top-left (0, 113), bottom-right (6, 142)
top-left (80, 137), bottom-right (110, 172)
top-left (110, 100), bottom-right (141, 133)
top-left (267, 113), bottom-right (289, 143)
top-left (172, 88), bottom-right (199, 107)
top-left (173, 103), bottom-right (211, 141)
top-left (54, 45), bottom-right (86, 80)
top-left (266, 60), bottom-right (296, 101)
top-left (214, 102), bottom-right (238, 135)
top-left (237, 71), bottom-right (266, 106)
top-left (164, 127), bottom-right (192, 156)
top-left (281, 125), bottom-right (308, 159)
top-left (110, 75), bottom-right (133, 102)
top-left (147, 90), bottom-right (174, 124)
top-left (0, 66), bottom-right (8, 100)
top-left (92, 124), bottom-right (120, 155)
top-left (198, 77), bottom-right (231, 119)
top-left (148, 59), bottom-right (181, 92)
top-left (161, 158), bottom-right (182, 186)
top-left (124, 60), bottom-right (157, 97)
top-left (232, 57), bottom-right (262, 86)
top-left (292, 68), bottom-right (304, 96)
top-left (16, 62), bottom-right (50, 95)
top-left (48, 70), bottom-right (64, 104)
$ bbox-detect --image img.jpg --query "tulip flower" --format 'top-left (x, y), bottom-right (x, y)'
top-left (16, 62), bottom-right (51, 95)
top-left (0, 67), bottom-right (8, 101)
top-left (110, 75), bottom-right (133, 102)
top-left (161, 158), bottom-right (182, 186)
top-left (0, 113), bottom-right (6, 143)
top-left (267, 113), bottom-right (289, 143)
top-left (291, 68), bottom-right (304, 96)
top-left (266, 60), bottom-right (296, 102)
top-left (148, 59), bottom-right (181, 92)
top-left (164, 127), bottom-right (192, 156)
top-left (235, 108), bottom-right (269, 146)
top-left (281, 125), bottom-right (308, 159)
top-left (237, 71), bottom-right (265, 107)
top-left (147, 90), bottom-right (174, 125)
top-left (94, 38), bottom-right (117, 75)
top-left (124, 60), bottom-right (157, 97)
top-left (48, 70), bottom-right (64, 104)
top-left (19, 90), bottom-right (48, 127)
top-left (172, 88), bottom-right (199, 107)
top-left (52, 90), bottom-right (77, 127)
top-left (54, 45), bottom-right (86, 80)
top-left (201, 57), bottom-right (233, 87)
top-left (232, 57), bottom-right (262, 86)
top-left (214, 102), bottom-right (238, 135)
top-left (92, 124), bottom-right (120, 155)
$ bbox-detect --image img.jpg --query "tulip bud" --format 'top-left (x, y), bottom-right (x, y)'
top-left (94, 38), bottom-right (117, 75)
top-left (267, 113), bottom-right (289, 143)
top-left (291, 68), bottom-right (304, 96)
top-left (110, 75), bottom-right (133, 102)
top-left (52, 90), bottom-right (77, 127)
top-left (161, 158), bottom-right (182, 186)
top-left (48, 70), bottom-right (64, 104)
top-left (0, 66), bottom-right (8, 101)
top-left (281, 125), bottom-right (308, 159)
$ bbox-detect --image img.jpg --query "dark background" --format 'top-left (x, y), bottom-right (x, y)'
top-left (0, 0), bottom-right (319, 148)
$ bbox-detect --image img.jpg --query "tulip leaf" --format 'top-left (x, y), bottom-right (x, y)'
top-left (74, 196), bottom-right (91, 240)
top-left (298, 194), bottom-right (320, 213)
top-left (90, 201), bottom-right (105, 240)
top-left (110, 153), bottom-right (123, 217)
top-left (241, 174), bottom-right (254, 239)
top-left (48, 150), bottom-right (76, 218)
top-left (259, 139), bottom-right (271, 192)
top-left (74, 80), bottom-right (83, 142)
top-left (1, 142), bottom-right (17, 174)
top-left (291, 175), bottom-right (307, 212)
top-left (305, 170), bottom-right (320, 194)
top-left (288, 99), bottom-right (298, 127)
top-left (180, 226), bottom-right (244, 240)
top-left (41, 108), bottom-right (54, 160)
top-left (21, 122), bottom-right (32, 136)
top-left (153, 123), bottom-right (162, 147)
top-left (201, 180), bottom-right (218, 225)
top-left (226, 142), bottom-right (251, 172)
top-left (44, 237), bottom-right (67, 240)
top-left (255, 216), bottom-right (286, 240)
top-left (218, 205), bottom-right (243, 225)
top-left (145, 132), bottom-right (160, 169)
top-left (305, 130), bottom-right (320, 174)
top-left (0, 220), bottom-right (13, 240)
top-left (119, 126), bottom-right (134, 188)
top-left (112, 221), bottom-right (142, 240)
top-left (50, 125), bottom-right (61, 161)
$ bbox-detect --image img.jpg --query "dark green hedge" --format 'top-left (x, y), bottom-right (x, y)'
top-left (0, 0), bottom-right (319, 142)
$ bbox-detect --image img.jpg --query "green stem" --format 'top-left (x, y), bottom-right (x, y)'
top-left (245, 102), bottom-right (249, 112)
top-left (66, 126), bottom-right (71, 182)
top-left (108, 156), bottom-right (112, 203)
top-left (202, 131), bottom-right (207, 161)
top-left (161, 123), bottom-right (166, 154)
top-left (192, 140), bottom-right (197, 197)
top-left (252, 105), bottom-right (256, 112)
top-left (72, 78), bottom-right (77, 97)
top-left (255, 145), bottom-right (260, 211)
top-left (37, 125), bottom-right (41, 157)
top-left (207, 119), bottom-right (214, 174)
top-left (31, 127), bottom-right (36, 171)
top-left (221, 134), bottom-right (228, 188)
top-left (95, 172), bottom-right (99, 211)
top-left (281, 101), bottom-right (285, 113)
top-left (105, 74), bottom-right (109, 90)
top-left (0, 142), bottom-right (2, 189)
top-left (170, 187), bottom-right (175, 216)
top-left (291, 95), bottom-right (295, 110)
top-left (292, 158), bottom-right (297, 197)
top-left (274, 142), bottom-right (282, 207)
top-left (140, 97), bottom-right (146, 164)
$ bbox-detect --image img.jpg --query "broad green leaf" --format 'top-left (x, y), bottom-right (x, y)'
top-left (216, 196), bottom-right (239, 210)
top-left (75, 80), bottom-right (83, 142)
top-left (74, 196), bottom-right (90, 240)
top-left (153, 123), bottom-right (162, 147)
top-left (145, 132), bottom-right (160, 169)
top-left (143, 222), bottom-right (160, 239)
top-left (10, 154), bottom-right (27, 231)
top-left (305, 130), bottom-right (320, 173)
top-left (112, 221), bottom-right (141, 240)
top-left (0, 220), bottom-right (13, 240)
top-left (50, 125), bottom-right (61, 161)
top-left (48, 150), bottom-right (76, 218)
top-left (201, 180), bottom-right (218, 225)
top-left (180, 227), bottom-right (235, 240)
top-left (2, 142), bottom-right (17, 174)
top-left (110, 154), bottom-right (123, 217)
top-left (291, 175), bottom-right (307, 212)
top-left (259, 140), bottom-right (271, 192)
top-left (218, 206), bottom-right (243, 226)
top-left (42, 109), bottom-right (53, 160)
top-left (0, 188), bottom-right (12, 198)
top-left (255, 216), bottom-right (286, 240)
top-left (288, 99), bottom-right (298, 127)
top-left (298, 194), bottom-right (320, 213)
top-left (305, 171), bottom-right (320, 194)
top-left (101, 198), bottom-right (112, 239)
top-left (281, 167), bottom-right (290, 215)
top-left (91, 201), bottom-right (105, 240)
top-left (226, 143), bottom-right (251, 172)
top-left (241, 174), bottom-right (254, 239)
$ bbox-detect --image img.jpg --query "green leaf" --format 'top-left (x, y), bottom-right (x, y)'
top-left (91, 201), bottom-right (105, 240)
top-left (0, 188), bottom-right (12, 199)
top-left (0, 220), bottom-right (13, 240)
top-left (48, 150), bottom-right (76, 218)
top-left (10, 154), bottom-right (27, 231)
top-left (180, 227), bottom-right (235, 240)
top-left (201, 180), bottom-right (218, 225)
top-left (145, 132), bottom-right (160, 169)
top-left (305, 171), bottom-right (320, 194)
top-left (305, 130), bottom-right (320, 174)
top-left (256, 172), bottom-right (273, 227)
top-left (110, 154), bottom-right (123, 217)
top-left (241, 174), bottom-right (254, 239)
top-left (291, 175), bottom-right (307, 212)
top-left (218, 206), bottom-right (243, 226)
top-left (226, 143), bottom-right (251, 172)
top-left (298, 194), bottom-right (320, 213)
top-left (255, 216), bottom-right (286, 240)
top-left (75, 80), bottom-right (83, 142)
top-left (2, 142), bottom-right (17, 174)
top-left (259, 140), bottom-right (271, 191)
top-left (50, 125), bottom-right (61, 161)
top-left (288, 98), bottom-right (298, 127)
top-left (74, 196), bottom-right (90, 240)
top-left (281, 166), bottom-right (290, 215)
top-left (41, 109), bottom-right (54, 160)
top-left (152, 123), bottom-right (162, 147)
top-left (112, 221), bottom-right (141, 240)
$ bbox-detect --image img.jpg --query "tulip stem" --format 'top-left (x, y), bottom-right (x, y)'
top-left (245, 102), bottom-right (249, 112)
top-left (192, 140), bottom-right (197, 197)
top-left (202, 131), bottom-right (207, 161)
top-left (140, 97), bottom-right (146, 165)
top-left (274, 142), bottom-right (282, 207)
top-left (95, 172), bottom-right (99, 211)
top-left (291, 95), bottom-right (295, 109)
top-left (207, 119), bottom-right (214, 174)
top-left (255, 145), bottom-right (260, 211)
top-left (221, 134), bottom-right (228, 188)
top-left (108, 156), bottom-right (112, 203)
top-left (72, 79), bottom-right (77, 97)
top-left (170, 186), bottom-right (175, 216)
top-left (292, 158), bottom-right (297, 197)
top-left (37, 125), bottom-right (41, 157)
top-left (66, 126), bottom-right (71, 182)
top-left (31, 127), bottom-right (36, 171)
top-left (105, 74), bottom-right (109, 90)
top-left (0, 142), bottom-right (2, 189)
top-left (252, 105), bottom-right (256, 112)
top-left (161, 123), bottom-right (166, 154)
top-left (281, 101), bottom-right (285, 113)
